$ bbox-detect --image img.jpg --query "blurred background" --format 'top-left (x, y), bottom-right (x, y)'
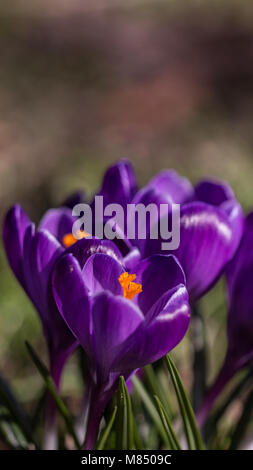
top-left (1, 0), bottom-right (253, 448)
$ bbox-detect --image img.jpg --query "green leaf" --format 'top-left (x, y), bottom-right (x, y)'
top-left (130, 387), bottom-right (144, 450)
top-left (132, 375), bottom-right (170, 448)
top-left (96, 406), bottom-right (117, 450)
top-left (0, 374), bottom-right (36, 447)
top-left (153, 395), bottom-right (181, 450)
top-left (145, 363), bottom-right (174, 419)
top-left (144, 364), bottom-right (162, 398)
top-left (165, 355), bottom-right (204, 450)
top-left (124, 378), bottom-right (135, 450)
top-left (25, 341), bottom-right (80, 449)
top-left (115, 376), bottom-right (135, 450)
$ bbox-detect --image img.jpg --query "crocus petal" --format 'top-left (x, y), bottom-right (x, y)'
top-left (194, 179), bottom-right (234, 206)
top-left (174, 202), bottom-right (236, 300)
top-left (39, 207), bottom-right (74, 244)
top-left (112, 284), bottom-right (190, 371)
top-left (195, 179), bottom-right (244, 258)
top-left (101, 220), bottom-right (133, 257)
top-left (82, 253), bottom-right (123, 296)
top-left (3, 204), bottom-right (31, 287)
top-left (227, 266), bottom-right (253, 368)
top-left (66, 237), bottom-right (123, 269)
top-left (93, 159), bottom-right (137, 208)
top-left (143, 200), bottom-right (237, 300)
top-left (130, 186), bottom-right (172, 254)
top-left (123, 247), bottom-right (141, 270)
top-left (131, 186), bottom-right (172, 238)
top-left (23, 226), bottom-right (64, 317)
top-left (130, 171), bottom-right (193, 253)
top-left (91, 291), bottom-right (143, 376)
top-left (22, 226), bottom-right (77, 356)
top-left (3, 205), bottom-right (77, 372)
top-left (148, 169), bottom-right (194, 204)
top-left (132, 254), bottom-right (186, 315)
top-left (52, 254), bottom-right (92, 356)
top-left (225, 212), bottom-right (253, 368)
top-left (133, 186), bottom-right (172, 206)
top-left (221, 199), bottom-right (244, 258)
top-left (227, 212), bottom-right (253, 299)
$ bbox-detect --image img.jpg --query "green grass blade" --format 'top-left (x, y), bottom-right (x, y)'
top-left (115, 376), bottom-right (128, 449)
top-left (96, 406), bottom-right (117, 450)
top-left (26, 341), bottom-right (80, 449)
top-left (124, 378), bottom-right (135, 450)
top-left (115, 376), bottom-right (135, 450)
top-left (132, 375), bottom-right (170, 448)
top-left (145, 364), bottom-right (174, 419)
top-left (144, 364), bottom-right (162, 398)
top-left (153, 395), bottom-right (181, 450)
top-left (165, 355), bottom-right (204, 450)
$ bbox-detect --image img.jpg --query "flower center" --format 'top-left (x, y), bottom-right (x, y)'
top-left (62, 230), bottom-right (90, 248)
top-left (118, 272), bottom-right (142, 300)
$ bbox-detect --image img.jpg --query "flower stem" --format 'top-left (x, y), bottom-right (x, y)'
top-left (196, 355), bottom-right (235, 429)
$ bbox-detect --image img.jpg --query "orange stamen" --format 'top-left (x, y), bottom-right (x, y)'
top-left (62, 230), bottom-right (90, 248)
top-left (118, 272), bottom-right (142, 300)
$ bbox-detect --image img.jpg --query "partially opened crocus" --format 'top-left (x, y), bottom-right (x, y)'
top-left (196, 212), bottom-right (253, 427)
top-left (2, 204), bottom-right (81, 448)
top-left (52, 248), bottom-right (191, 449)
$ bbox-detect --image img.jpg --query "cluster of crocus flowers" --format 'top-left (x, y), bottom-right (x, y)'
top-left (95, 160), bottom-right (244, 301)
top-left (2, 159), bottom-right (248, 449)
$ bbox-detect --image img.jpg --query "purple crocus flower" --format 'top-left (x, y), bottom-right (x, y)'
top-left (98, 161), bottom-right (244, 302)
top-left (197, 212), bottom-right (253, 427)
top-left (52, 245), bottom-right (191, 449)
top-left (2, 204), bottom-right (81, 448)
top-left (135, 175), bottom-right (244, 301)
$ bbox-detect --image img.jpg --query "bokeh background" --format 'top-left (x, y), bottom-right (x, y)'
top-left (1, 0), bottom-right (253, 448)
